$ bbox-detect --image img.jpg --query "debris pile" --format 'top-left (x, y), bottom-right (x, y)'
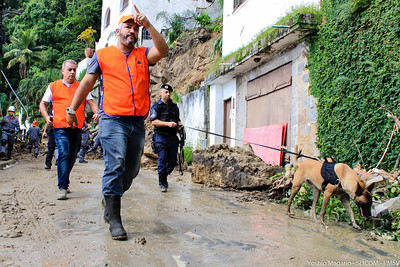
top-left (192, 144), bottom-right (285, 191)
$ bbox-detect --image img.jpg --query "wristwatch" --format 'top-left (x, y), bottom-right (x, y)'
top-left (66, 107), bottom-right (76, 115)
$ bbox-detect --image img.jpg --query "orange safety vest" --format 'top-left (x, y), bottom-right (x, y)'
top-left (97, 46), bottom-right (150, 116)
top-left (50, 80), bottom-right (86, 129)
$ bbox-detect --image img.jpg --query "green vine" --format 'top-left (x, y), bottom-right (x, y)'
top-left (308, 0), bottom-right (400, 170)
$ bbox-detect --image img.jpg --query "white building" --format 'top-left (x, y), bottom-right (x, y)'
top-left (97, 0), bottom-right (219, 49)
top-left (190, 0), bottom-right (321, 164)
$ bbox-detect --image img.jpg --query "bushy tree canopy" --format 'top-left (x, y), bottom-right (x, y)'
top-left (0, 0), bottom-right (101, 116)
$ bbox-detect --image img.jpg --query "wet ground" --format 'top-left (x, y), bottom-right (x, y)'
top-left (0, 157), bottom-right (399, 266)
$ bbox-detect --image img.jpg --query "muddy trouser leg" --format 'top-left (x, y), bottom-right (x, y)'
top-left (0, 132), bottom-right (8, 155)
top-left (34, 139), bottom-right (39, 156)
top-left (28, 139), bottom-right (33, 154)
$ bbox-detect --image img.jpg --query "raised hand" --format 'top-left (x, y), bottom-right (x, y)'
top-left (134, 5), bottom-right (150, 28)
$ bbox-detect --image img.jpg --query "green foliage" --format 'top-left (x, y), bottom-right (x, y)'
top-left (171, 91), bottom-right (180, 103)
top-left (307, 0), bottom-right (400, 170)
top-left (385, 178), bottom-right (400, 199)
top-left (1, 0), bottom-right (101, 114)
top-left (292, 183), bottom-right (314, 210)
top-left (211, 36), bottom-right (222, 60)
top-left (183, 143), bottom-right (193, 165)
top-left (17, 68), bottom-right (61, 122)
top-left (289, 178), bottom-right (400, 241)
top-left (156, 10), bottom-right (195, 45)
top-left (211, 16), bottom-right (223, 33)
top-left (350, 0), bottom-right (373, 13)
top-left (195, 12), bottom-right (211, 28)
top-left (4, 29), bottom-right (46, 78)
top-left (373, 211), bottom-right (400, 241)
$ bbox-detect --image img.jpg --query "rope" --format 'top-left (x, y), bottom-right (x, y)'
top-left (374, 122), bottom-right (396, 169)
top-left (186, 126), bottom-right (319, 161)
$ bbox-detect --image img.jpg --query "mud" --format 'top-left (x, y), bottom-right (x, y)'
top-left (0, 156), bottom-right (399, 266)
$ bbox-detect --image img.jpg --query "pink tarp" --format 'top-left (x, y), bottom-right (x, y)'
top-left (242, 123), bottom-right (287, 166)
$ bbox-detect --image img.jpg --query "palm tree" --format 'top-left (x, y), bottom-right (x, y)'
top-left (4, 29), bottom-right (46, 78)
top-left (17, 68), bottom-right (60, 122)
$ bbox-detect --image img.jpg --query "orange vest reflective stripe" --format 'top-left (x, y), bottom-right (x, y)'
top-left (50, 80), bottom-right (86, 129)
top-left (97, 46), bottom-right (150, 116)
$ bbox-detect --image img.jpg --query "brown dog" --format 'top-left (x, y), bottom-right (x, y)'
top-left (286, 158), bottom-right (374, 229)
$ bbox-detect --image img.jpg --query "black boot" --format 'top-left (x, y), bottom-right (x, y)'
top-left (104, 196), bottom-right (127, 240)
top-left (158, 174), bottom-right (168, 192)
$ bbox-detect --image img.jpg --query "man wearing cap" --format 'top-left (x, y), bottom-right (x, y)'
top-left (27, 120), bottom-right (41, 157)
top-left (0, 106), bottom-right (20, 160)
top-left (150, 84), bottom-right (183, 192)
top-left (66, 6), bottom-right (169, 240)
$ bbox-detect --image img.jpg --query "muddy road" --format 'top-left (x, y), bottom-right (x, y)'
top-left (0, 157), bottom-right (399, 266)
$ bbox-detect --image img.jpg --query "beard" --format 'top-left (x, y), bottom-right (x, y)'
top-left (121, 33), bottom-right (137, 46)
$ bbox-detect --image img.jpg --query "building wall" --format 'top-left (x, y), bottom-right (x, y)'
top-left (209, 79), bottom-right (236, 146)
top-left (178, 86), bottom-right (209, 150)
top-left (98, 0), bottom-right (220, 49)
top-left (222, 0), bottom-right (319, 56)
top-left (234, 43), bottom-right (318, 157)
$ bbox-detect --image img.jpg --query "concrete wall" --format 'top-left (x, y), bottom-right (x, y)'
top-left (222, 0), bottom-right (319, 56)
top-left (98, 0), bottom-right (221, 49)
top-left (178, 86), bottom-right (209, 150)
top-left (234, 43), bottom-right (319, 157)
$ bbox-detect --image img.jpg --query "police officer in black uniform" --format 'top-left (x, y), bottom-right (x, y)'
top-left (150, 84), bottom-right (183, 192)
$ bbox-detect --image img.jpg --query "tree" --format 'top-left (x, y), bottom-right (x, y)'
top-left (17, 68), bottom-right (60, 122)
top-left (4, 29), bottom-right (45, 78)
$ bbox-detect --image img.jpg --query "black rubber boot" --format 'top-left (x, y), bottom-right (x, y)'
top-left (159, 174), bottom-right (168, 192)
top-left (104, 196), bottom-right (127, 240)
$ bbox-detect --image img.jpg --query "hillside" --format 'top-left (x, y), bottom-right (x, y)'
top-left (149, 28), bottom-right (221, 100)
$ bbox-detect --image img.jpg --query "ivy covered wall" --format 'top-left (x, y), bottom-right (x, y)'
top-left (308, 0), bottom-right (400, 170)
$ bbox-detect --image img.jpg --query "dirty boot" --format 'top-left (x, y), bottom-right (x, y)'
top-left (104, 196), bottom-right (127, 240)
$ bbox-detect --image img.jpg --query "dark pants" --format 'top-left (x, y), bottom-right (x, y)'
top-left (154, 133), bottom-right (179, 177)
top-left (1, 131), bottom-right (15, 158)
top-left (45, 132), bottom-right (56, 167)
top-left (28, 138), bottom-right (39, 155)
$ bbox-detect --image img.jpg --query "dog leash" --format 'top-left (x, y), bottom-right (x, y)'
top-left (186, 126), bottom-right (319, 161)
top-left (177, 128), bottom-right (186, 175)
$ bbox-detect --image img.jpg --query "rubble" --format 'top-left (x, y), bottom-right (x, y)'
top-left (192, 144), bottom-right (285, 190)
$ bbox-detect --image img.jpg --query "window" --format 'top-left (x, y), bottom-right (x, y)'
top-left (142, 28), bottom-right (152, 40)
top-left (120, 0), bottom-right (129, 11)
top-left (104, 8), bottom-right (111, 28)
top-left (234, 0), bottom-right (245, 10)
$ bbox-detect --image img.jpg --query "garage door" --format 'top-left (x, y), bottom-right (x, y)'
top-left (246, 62), bottom-right (292, 148)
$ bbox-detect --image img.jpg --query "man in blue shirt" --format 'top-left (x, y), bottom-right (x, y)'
top-left (27, 120), bottom-right (41, 157)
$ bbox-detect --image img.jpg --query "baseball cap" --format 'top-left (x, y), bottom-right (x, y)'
top-left (161, 84), bottom-right (173, 92)
top-left (118, 14), bottom-right (136, 25)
